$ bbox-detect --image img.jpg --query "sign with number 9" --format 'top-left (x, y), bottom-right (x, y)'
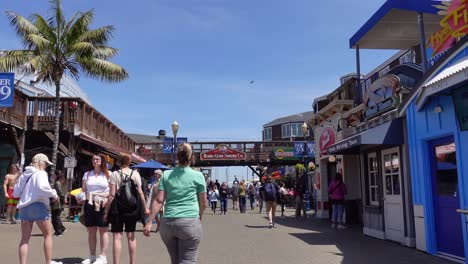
top-left (0, 72), bottom-right (15, 108)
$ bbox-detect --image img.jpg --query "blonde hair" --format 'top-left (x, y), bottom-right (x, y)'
top-left (177, 143), bottom-right (193, 166)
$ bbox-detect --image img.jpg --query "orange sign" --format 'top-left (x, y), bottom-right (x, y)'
top-left (428, 0), bottom-right (468, 56)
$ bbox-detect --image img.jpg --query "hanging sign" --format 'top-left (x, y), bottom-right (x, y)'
top-left (319, 126), bottom-right (336, 156)
top-left (363, 74), bottom-right (400, 119)
top-left (427, 0), bottom-right (468, 57)
top-left (273, 147), bottom-right (297, 160)
top-left (162, 137), bottom-right (188, 154)
top-left (200, 144), bottom-right (246, 161)
top-left (0, 73), bottom-right (15, 108)
top-left (294, 142), bottom-right (315, 157)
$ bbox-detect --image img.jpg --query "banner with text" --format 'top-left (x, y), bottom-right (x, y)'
top-left (162, 137), bottom-right (188, 154)
top-left (0, 73), bottom-right (15, 108)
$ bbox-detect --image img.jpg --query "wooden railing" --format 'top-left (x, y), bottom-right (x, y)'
top-left (25, 97), bottom-right (135, 152)
top-left (0, 90), bottom-right (28, 129)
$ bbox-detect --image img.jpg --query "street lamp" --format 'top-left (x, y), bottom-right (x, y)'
top-left (301, 122), bottom-right (311, 211)
top-left (171, 121), bottom-right (179, 167)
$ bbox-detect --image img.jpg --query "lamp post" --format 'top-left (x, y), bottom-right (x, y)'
top-left (301, 122), bottom-right (310, 211)
top-left (171, 121), bottom-right (179, 167)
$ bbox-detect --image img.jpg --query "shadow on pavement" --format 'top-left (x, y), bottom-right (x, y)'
top-left (244, 224), bottom-right (271, 229)
top-left (272, 215), bottom-right (451, 264)
top-left (54, 257), bottom-right (83, 264)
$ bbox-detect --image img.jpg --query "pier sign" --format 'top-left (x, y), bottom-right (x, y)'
top-left (200, 144), bottom-right (246, 161)
top-left (0, 73), bottom-right (14, 108)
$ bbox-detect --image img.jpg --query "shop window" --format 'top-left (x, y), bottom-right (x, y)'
top-left (367, 153), bottom-right (379, 206)
top-left (264, 127), bottom-right (272, 141)
top-left (383, 151), bottom-right (400, 195)
top-left (282, 124), bottom-right (291, 138)
top-left (290, 123), bottom-right (304, 137)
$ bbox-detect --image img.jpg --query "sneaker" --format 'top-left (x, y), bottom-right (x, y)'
top-left (53, 232), bottom-right (63, 237)
top-left (337, 225), bottom-right (347, 230)
top-left (94, 255), bottom-right (107, 264)
top-left (269, 222), bottom-right (273, 229)
top-left (331, 224), bottom-right (337, 229)
top-left (51, 261), bottom-right (63, 264)
top-left (81, 255), bottom-right (96, 264)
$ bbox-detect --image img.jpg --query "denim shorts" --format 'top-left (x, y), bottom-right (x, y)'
top-left (19, 202), bottom-right (49, 222)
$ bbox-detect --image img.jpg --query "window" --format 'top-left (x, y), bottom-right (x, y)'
top-left (291, 123), bottom-right (304, 137)
top-left (282, 124), bottom-right (291, 138)
top-left (383, 151), bottom-right (401, 196)
top-left (367, 153), bottom-right (380, 206)
top-left (263, 127), bottom-right (272, 141)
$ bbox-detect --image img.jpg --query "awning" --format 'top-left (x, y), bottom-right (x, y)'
top-left (79, 133), bottom-right (146, 163)
top-left (327, 118), bottom-right (404, 155)
top-left (349, 0), bottom-right (443, 49)
top-left (416, 57), bottom-right (468, 110)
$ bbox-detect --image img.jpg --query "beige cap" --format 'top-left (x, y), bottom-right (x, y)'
top-left (32, 153), bottom-right (53, 165)
top-left (154, 169), bottom-right (163, 175)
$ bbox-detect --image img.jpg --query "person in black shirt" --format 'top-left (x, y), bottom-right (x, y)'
top-left (219, 182), bottom-right (229, 215)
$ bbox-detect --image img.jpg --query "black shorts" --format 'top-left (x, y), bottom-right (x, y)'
top-left (84, 202), bottom-right (108, 228)
top-left (111, 216), bottom-right (138, 233)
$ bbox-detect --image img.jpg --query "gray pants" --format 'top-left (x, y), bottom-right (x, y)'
top-left (160, 217), bottom-right (202, 264)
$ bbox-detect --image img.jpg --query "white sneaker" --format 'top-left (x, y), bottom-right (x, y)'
top-left (51, 261), bottom-right (63, 264)
top-left (331, 224), bottom-right (336, 229)
top-left (94, 255), bottom-right (107, 264)
top-left (81, 255), bottom-right (96, 264)
top-left (337, 224), bottom-right (347, 230)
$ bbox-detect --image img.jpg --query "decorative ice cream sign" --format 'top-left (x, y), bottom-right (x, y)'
top-left (0, 73), bottom-right (14, 108)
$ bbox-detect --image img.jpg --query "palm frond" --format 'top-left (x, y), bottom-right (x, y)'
top-left (79, 58), bottom-right (128, 82)
top-left (0, 50), bottom-right (35, 72)
top-left (92, 46), bottom-right (118, 59)
top-left (26, 34), bottom-right (50, 50)
top-left (69, 42), bottom-right (95, 56)
top-left (50, 0), bottom-right (65, 31)
top-left (5, 11), bottom-right (39, 39)
top-left (32, 14), bottom-right (56, 43)
top-left (79, 25), bottom-right (114, 46)
top-left (65, 10), bottom-right (94, 46)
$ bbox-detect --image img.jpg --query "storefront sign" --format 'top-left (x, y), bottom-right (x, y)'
top-left (327, 136), bottom-right (361, 154)
top-left (452, 85), bottom-right (468, 131)
top-left (0, 73), bottom-right (14, 108)
top-left (200, 144), bottom-right (246, 160)
top-left (319, 126), bottom-right (336, 156)
top-left (427, 0), bottom-right (468, 57)
top-left (363, 75), bottom-right (400, 119)
top-left (273, 147), bottom-right (297, 160)
top-left (294, 142), bottom-right (315, 157)
top-left (162, 137), bottom-right (188, 154)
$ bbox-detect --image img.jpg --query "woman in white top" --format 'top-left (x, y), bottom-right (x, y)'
top-left (81, 154), bottom-right (110, 264)
top-left (13, 153), bottom-right (61, 264)
top-left (208, 185), bottom-right (219, 214)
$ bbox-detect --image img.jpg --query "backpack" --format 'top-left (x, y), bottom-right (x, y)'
top-left (264, 183), bottom-right (278, 202)
top-left (115, 170), bottom-right (140, 216)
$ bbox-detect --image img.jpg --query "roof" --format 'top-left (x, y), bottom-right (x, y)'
top-left (263, 111), bottom-right (315, 128)
top-left (398, 37), bottom-right (468, 115)
top-left (349, 0), bottom-right (443, 49)
top-left (127, 133), bottom-right (163, 144)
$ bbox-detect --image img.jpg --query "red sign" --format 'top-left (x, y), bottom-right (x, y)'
top-left (200, 145), bottom-right (246, 161)
top-left (319, 126), bottom-right (336, 156)
top-left (428, 0), bottom-right (468, 56)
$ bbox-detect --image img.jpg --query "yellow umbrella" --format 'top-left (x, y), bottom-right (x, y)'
top-left (69, 188), bottom-right (82, 196)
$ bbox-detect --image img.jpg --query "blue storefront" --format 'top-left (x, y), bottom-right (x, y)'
top-left (403, 41), bottom-right (468, 262)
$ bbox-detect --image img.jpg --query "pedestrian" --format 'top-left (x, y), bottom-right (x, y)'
top-left (328, 172), bottom-right (347, 229)
top-left (143, 143), bottom-right (207, 264)
top-left (255, 182), bottom-right (263, 213)
top-left (13, 153), bottom-right (62, 264)
top-left (81, 154), bottom-right (111, 264)
top-left (279, 182), bottom-right (288, 217)
top-left (238, 181), bottom-right (247, 213)
top-left (219, 182), bottom-right (228, 215)
top-left (208, 185), bottom-right (219, 214)
top-left (147, 169), bottom-right (163, 232)
top-left (104, 153), bottom-right (150, 264)
top-left (50, 170), bottom-right (66, 236)
top-left (231, 182), bottom-right (239, 210)
top-left (248, 184), bottom-right (255, 210)
top-left (3, 163), bottom-right (20, 223)
top-left (294, 179), bottom-right (306, 219)
top-left (260, 175), bottom-right (280, 228)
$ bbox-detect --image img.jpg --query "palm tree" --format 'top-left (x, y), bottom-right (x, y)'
top-left (0, 0), bottom-right (128, 174)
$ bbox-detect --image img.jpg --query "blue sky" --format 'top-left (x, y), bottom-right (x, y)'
top-left (0, 0), bottom-right (396, 180)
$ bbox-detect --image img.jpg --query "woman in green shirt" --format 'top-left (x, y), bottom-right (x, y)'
top-left (144, 143), bottom-right (207, 264)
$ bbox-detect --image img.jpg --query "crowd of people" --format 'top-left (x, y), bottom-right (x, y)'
top-left (2, 143), bottom-right (348, 264)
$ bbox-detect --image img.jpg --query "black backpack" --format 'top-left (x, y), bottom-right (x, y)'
top-left (115, 170), bottom-right (140, 216)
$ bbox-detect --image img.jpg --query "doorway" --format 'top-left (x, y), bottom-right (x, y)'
top-left (430, 136), bottom-right (464, 258)
top-left (381, 147), bottom-right (404, 243)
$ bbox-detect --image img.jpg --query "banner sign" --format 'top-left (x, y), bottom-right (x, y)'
top-left (0, 73), bottom-right (15, 108)
top-left (363, 74), bottom-right (400, 119)
top-left (294, 142), bottom-right (315, 157)
top-left (327, 136), bottom-right (361, 155)
top-left (200, 144), bottom-right (246, 161)
top-left (162, 137), bottom-right (188, 154)
top-left (273, 147), bottom-right (298, 160)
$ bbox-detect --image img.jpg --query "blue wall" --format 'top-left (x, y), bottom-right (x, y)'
top-left (406, 94), bottom-right (468, 257)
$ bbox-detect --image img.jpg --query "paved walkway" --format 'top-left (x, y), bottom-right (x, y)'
top-left (0, 206), bottom-right (453, 264)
